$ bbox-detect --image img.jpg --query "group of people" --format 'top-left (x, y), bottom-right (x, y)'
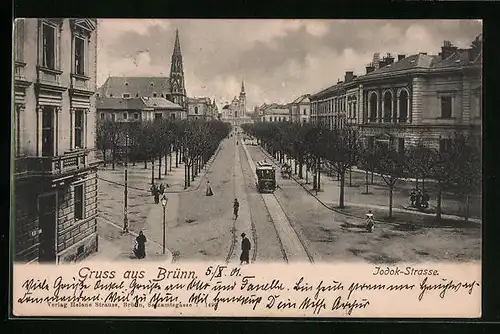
top-left (409, 189), bottom-right (430, 210)
top-left (150, 182), bottom-right (169, 204)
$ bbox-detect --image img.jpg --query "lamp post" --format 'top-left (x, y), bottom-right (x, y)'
top-left (123, 133), bottom-right (129, 233)
top-left (161, 194), bottom-right (168, 255)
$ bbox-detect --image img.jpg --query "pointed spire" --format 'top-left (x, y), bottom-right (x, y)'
top-left (173, 29), bottom-right (182, 57)
top-left (241, 80), bottom-right (245, 94)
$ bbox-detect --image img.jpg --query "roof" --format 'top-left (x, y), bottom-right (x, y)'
top-left (188, 97), bottom-right (212, 104)
top-left (222, 104), bottom-right (230, 110)
top-left (142, 97), bottom-right (182, 110)
top-left (97, 77), bottom-right (171, 98)
top-left (291, 94), bottom-right (311, 104)
top-left (96, 97), bottom-right (148, 110)
top-left (362, 54), bottom-right (437, 78)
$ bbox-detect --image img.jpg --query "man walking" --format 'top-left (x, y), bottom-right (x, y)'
top-left (233, 198), bottom-right (240, 220)
top-left (240, 233), bottom-right (251, 265)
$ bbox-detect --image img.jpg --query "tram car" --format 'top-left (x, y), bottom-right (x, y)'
top-left (255, 161), bottom-right (276, 193)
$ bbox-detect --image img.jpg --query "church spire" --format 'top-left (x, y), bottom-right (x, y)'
top-left (169, 29), bottom-right (187, 111)
top-left (241, 80), bottom-right (245, 94)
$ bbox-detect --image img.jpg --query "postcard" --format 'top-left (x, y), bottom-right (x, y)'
top-left (11, 19), bottom-right (482, 318)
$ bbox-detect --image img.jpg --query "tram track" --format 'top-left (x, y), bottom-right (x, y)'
top-left (241, 140), bottom-right (313, 264)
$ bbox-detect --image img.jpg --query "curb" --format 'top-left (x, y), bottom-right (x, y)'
top-left (257, 146), bottom-right (480, 227)
top-left (97, 216), bottom-right (174, 263)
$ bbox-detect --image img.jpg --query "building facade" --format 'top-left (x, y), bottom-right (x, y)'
top-left (220, 81), bottom-right (249, 125)
top-left (289, 94), bottom-right (311, 124)
top-left (13, 18), bottom-right (100, 263)
top-left (261, 104), bottom-right (290, 122)
top-left (96, 97), bottom-right (184, 122)
top-left (96, 29), bottom-right (188, 118)
top-left (310, 36), bottom-right (482, 152)
top-left (187, 97), bottom-right (217, 120)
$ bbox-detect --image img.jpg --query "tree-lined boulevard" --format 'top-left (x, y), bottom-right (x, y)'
top-left (92, 120), bottom-right (480, 264)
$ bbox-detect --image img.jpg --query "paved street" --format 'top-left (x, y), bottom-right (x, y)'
top-left (94, 132), bottom-right (480, 264)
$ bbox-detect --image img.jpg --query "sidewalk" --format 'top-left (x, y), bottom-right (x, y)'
top-left (258, 147), bottom-right (481, 225)
top-left (85, 217), bottom-right (173, 263)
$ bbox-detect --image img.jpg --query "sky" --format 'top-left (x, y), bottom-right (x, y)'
top-left (96, 19), bottom-right (482, 111)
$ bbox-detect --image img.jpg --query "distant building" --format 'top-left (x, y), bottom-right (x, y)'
top-left (96, 29), bottom-right (188, 120)
top-left (187, 97), bottom-right (218, 120)
top-left (220, 81), bottom-right (250, 125)
top-left (13, 18), bottom-right (100, 263)
top-left (289, 94), bottom-right (311, 124)
top-left (310, 35), bottom-right (482, 152)
top-left (261, 103), bottom-right (290, 122)
top-left (96, 97), bottom-right (184, 122)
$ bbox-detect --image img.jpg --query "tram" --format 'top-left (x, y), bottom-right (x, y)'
top-left (255, 161), bottom-right (276, 193)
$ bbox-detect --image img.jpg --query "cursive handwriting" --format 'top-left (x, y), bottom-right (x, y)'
top-left (418, 277), bottom-right (479, 301)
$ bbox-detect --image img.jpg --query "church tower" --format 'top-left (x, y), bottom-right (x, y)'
top-left (239, 80), bottom-right (246, 118)
top-left (169, 29), bottom-right (187, 111)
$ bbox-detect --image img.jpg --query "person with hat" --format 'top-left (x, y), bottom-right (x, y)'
top-left (240, 233), bottom-right (251, 265)
top-left (233, 198), bottom-right (240, 220)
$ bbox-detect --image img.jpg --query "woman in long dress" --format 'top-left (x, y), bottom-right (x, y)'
top-left (134, 231), bottom-right (147, 259)
top-left (206, 180), bottom-right (213, 196)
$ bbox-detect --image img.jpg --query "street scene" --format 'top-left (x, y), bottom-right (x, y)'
top-left (12, 19), bottom-right (481, 265)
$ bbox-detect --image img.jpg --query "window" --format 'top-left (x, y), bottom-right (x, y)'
top-left (161, 94), bottom-right (164, 98)
top-left (74, 109), bottom-right (83, 148)
top-left (100, 113), bottom-right (104, 120)
top-left (441, 96), bottom-right (452, 119)
top-left (155, 113), bottom-right (162, 120)
top-left (14, 19), bottom-right (24, 61)
top-left (439, 138), bottom-right (453, 153)
top-left (153, 93), bottom-right (157, 97)
top-left (123, 112), bottom-right (128, 120)
top-left (134, 113), bottom-right (139, 120)
top-left (399, 90), bottom-right (409, 122)
top-left (194, 106), bottom-right (198, 114)
top-left (171, 113), bottom-right (176, 120)
top-left (42, 23), bottom-right (56, 69)
top-left (41, 107), bottom-right (54, 156)
top-left (111, 113), bottom-right (116, 121)
top-left (74, 184), bottom-right (84, 220)
top-left (123, 93), bottom-right (130, 98)
top-left (303, 109), bottom-right (307, 116)
top-left (74, 36), bottom-right (85, 75)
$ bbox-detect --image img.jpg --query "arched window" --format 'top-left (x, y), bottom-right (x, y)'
top-left (369, 93), bottom-right (377, 121)
top-left (399, 89), bottom-right (409, 122)
top-left (383, 91), bottom-right (392, 122)
top-left (194, 106), bottom-right (198, 114)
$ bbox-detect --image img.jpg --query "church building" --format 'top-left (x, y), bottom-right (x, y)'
top-left (96, 29), bottom-right (188, 121)
top-left (221, 80), bottom-right (251, 125)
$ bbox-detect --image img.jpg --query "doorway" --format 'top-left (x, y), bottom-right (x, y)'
top-left (38, 193), bottom-right (57, 263)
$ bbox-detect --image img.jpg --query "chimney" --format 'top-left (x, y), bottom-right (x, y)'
top-left (398, 54), bottom-right (406, 61)
top-left (366, 64), bottom-right (375, 74)
top-left (344, 71), bottom-right (354, 83)
top-left (441, 40), bottom-right (458, 60)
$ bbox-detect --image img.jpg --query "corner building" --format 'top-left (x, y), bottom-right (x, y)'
top-left (13, 19), bottom-right (100, 263)
top-left (311, 36), bottom-right (482, 152)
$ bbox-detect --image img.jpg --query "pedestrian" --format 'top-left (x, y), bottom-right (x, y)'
top-left (415, 190), bottom-right (422, 209)
top-left (233, 198), bottom-right (240, 220)
top-left (150, 183), bottom-right (157, 196)
top-left (206, 180), bottom-right (213, 196)
top-left (366, 210), bottom-right (374, 232)
top-left (410, 189), bottom-right (416, 207)
top-left (159, 183), bottom-right (165, 195)
top-left (133, 231), bottom-right (147, 259)
top-left (153, 185), bottom-right (160, 204)
top-left (240, 233), bottom-right (251, 265)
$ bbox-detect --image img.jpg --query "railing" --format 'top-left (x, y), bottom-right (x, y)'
top-left (14, 150), bottom-right (98, 178)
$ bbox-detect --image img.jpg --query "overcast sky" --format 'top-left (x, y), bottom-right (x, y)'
top-left (96, 19), bottom-right (482, 110)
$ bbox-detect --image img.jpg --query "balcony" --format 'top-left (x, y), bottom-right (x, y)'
top-left (15, 150), bottom-right (99, 179)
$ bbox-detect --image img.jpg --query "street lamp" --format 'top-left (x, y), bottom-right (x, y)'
top-left (161, 194), bottom-right (168, 255)
top-left (123, 133), bottom-right (129, 233)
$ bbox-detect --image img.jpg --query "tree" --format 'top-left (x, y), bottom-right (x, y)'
top-left (373, 144), bottom-right (407, 219)
top-left (405, 140), bottom-right (438, 192)
top-left (324, 128), bottom-right (360, 208)
top-left (96, 121), bottom-right (109, 167)
top-left (358, 146), bottom-right (376, 194)
top-left (449, 134), bottom-right (481, 223)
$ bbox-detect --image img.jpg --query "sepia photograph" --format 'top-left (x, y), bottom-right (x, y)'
top-left (11, 19), bottom-right (482, 317)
